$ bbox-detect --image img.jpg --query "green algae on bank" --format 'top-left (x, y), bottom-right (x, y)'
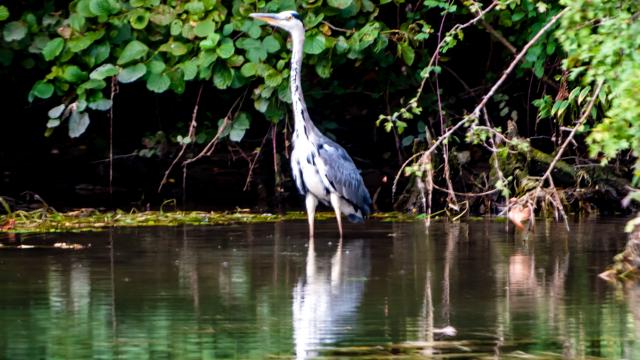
top-left (0, 209), bottom-right (421, 233)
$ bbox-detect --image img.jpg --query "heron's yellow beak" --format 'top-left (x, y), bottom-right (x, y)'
top-left (249, 13), bottom-right (280, 25)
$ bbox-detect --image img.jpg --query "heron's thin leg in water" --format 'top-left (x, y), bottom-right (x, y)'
top-left (330, 193), bottom-right (343, 239)
top-left (305, 193), bottom-right (318, 239)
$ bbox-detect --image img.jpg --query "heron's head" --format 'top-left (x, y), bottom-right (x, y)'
top-left (249, 10), bottom-right (304, 35)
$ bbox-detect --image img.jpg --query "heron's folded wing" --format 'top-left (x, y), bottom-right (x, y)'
top-left (317, 142), bottom-right (372, 215)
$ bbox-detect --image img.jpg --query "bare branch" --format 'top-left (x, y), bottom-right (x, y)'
top-left (158, 84), bottom-right (204, 192)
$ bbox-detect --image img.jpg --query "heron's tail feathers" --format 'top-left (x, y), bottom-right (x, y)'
top-left (347, 214), bottom-right (364, 223)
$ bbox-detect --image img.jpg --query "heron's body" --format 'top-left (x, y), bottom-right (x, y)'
top-left (251, 10), bottom-right (371, 238)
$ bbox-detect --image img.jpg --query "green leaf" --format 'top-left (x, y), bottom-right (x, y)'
top-left (150, 5), bottom-right (175, 26)
top-left (222, 23), bottom-right (234, 36)
top-left (304, 33), bottom-right (326, 55)
top-left (90, 42), bottom-right (111, 65)
top-left (240, 62), bottom-right (257, 77)
top-left (89, 0), bottom-right (116, 17)
top-left (79, 79), bottom-right (106, 90)
top-left (199, 33), bottom-right (221, 50)
top-left (0, 6), bottom-right (9, 22)
top-left (315, 58), bottom-right (332, 78)
top-left (159, 41), bottom-right (189, 56)
top-left (264, 69), bottom-right (283, 87)
top-left (216, 38), bottom-right (235, 59)
top-left (48, 104), bottom-right (66, 118)
top-left (90, 63), bottom-right (118, 79)
top-left (130, 0), bottom-right (145, 7)
top-left (213, 64), bottom-right (233, 89)
top-left (61, 65), bottom-right (88, 83)
top-left (179, 60), bottom-right (198, 80)
top-left (42, 38), bottom-right (65, 61)
top-left (194, 20), bottom-right (215, 37)
top-left (170, 20), bottom-right (182, 36)
top-left (146, 73), bottom-right (171, 93)
top-left (328, 0), bottom-right (353, 10)
top-left (30, 81), bottom-right (54, 100)
top-left (234, 112), bottom-right (251, 129)
top-left (117, 63), bottom-right (147, 83)
top-left (400, 43), bottom-right (415, 65)
top-left (263, 35), bottom-right (280, 53)
top-left (88, 99), bottom-right (113, 110)
top-left (129, 9), bottom-right (150, 29)
top-left (68, 111), bottom-right (90, 138)
top-left (229, 128), bottom-right (246, 142)
top-left (3, 21), bottom-right (27, 42)
top-left (185, 1), bottom-right (205, 15)
top-left (117, 40), bottom-right (149, 65)
top-left (69, 14), bottom-right (86, 31)
top-left (47, 119), bottom-right (61, 128)
top-left (148, 60), bottom-right (166, 74)
top-left (68, 30), bottom-right (104, 52)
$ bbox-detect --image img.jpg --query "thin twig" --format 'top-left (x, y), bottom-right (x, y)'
top-left (434, 1), bottom-right (458, 209)
top-left (321, 20), bottom-right (354, 34)
top-left (243, 127), bottom-right (271, 191)
top-left (158, 84), bottom-right (204, 192)
top-left (392, 7), bottom-right (569, 199)
top-left (531, 79), bottom-right (605, 230)
top-left (183, 91), bottom-right (247, 166)
top-left (109, 76), bottom-right (118, 198)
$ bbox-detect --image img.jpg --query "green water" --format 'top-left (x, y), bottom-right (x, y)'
top-left (0, 219), bottom-right (637, 359)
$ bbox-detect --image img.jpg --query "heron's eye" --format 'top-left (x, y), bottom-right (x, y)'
top-left (287, 15), bottom-right (293, 20)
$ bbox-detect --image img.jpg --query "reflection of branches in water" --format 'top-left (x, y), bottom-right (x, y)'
top-left (293, 239), bottom-right (370, 359)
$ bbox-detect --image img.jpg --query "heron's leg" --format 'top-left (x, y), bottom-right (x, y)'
top-left (305, 193), bottom-right (318, 239)
top-left (329, 193), bottom-right (343, 239)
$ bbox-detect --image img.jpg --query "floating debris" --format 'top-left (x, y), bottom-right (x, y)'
top-left (53, 242), bottom-right (87, 250)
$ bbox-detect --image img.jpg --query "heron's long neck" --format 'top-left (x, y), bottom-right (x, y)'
top-left (289, 31), bottom-right (315, 135)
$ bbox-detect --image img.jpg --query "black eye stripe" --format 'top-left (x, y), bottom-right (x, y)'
top-left (291, 12), bottom-right (301, 20)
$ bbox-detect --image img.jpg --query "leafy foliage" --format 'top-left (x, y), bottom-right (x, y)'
top-left (556, 0), bottom-right (640, 182)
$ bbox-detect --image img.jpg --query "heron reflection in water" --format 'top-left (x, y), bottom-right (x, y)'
top-left (250, 11), bottom-right (372, 239)
top-left (292, 239), bottom-right (370, 359)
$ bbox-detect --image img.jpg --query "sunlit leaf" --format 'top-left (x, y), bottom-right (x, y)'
top-left (240, 62), bottom-right (257, 77)
top-left (328, 0), bottom-right (353, 10)
top-left (88, 98), bottom-right (113, 110)
top-left (90, 63), bottom-right (118, 79)
top-left (304, 32), bottom-right (326, 55)
top-left (216, 37), bottom-right (234, 59)
top-left (47, 119), bottom-right (61, 128)
top-left (68, 111), bottom-right (90, 138)
top-left (117, 40), bottom-right (149, 65)
top-left (3, 21), bottom-right (27, 42)
top-left (194, 20), bottom-right (215, 37)
top-left (48, 104), bottom-right (66, 118)
top-left (117, 63), bottom-right (147, 83)
top-left (146, 73), bottom-right (170, 93)
top-left (42, 38), bottom-right (65, 61)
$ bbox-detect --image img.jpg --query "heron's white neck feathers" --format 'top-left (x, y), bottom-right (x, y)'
top-left (289, 30), bottom-right (317, 136)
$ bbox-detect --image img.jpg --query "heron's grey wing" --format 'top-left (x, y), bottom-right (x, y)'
top-left (316, 140), bottom-right (372, 216)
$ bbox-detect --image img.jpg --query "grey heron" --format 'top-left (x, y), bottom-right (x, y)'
top-left (250, 11), bottom-right (372, 239)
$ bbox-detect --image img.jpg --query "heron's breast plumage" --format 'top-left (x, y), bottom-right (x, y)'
top-left (291, 132), bottom-right (331, 205)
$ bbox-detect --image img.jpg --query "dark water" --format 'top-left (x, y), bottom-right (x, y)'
top-left (0, 219), bottom-right (638, 359)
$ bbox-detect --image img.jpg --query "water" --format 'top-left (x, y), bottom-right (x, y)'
top-left (0, 219), bottom-right (638, 359)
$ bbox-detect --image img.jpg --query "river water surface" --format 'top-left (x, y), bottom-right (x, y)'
top-left (0, 219), bottom-right (638, 359)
